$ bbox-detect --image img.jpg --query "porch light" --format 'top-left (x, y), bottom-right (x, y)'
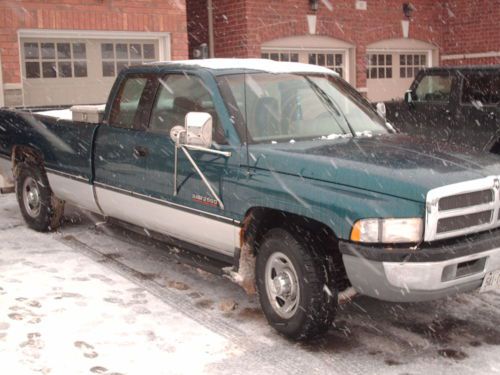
top-left (403, 3), bottom-right (414, 18)
top-left (309, 0), bottom-right (319, 11)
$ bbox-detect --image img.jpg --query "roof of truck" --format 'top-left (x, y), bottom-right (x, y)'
top-left (148, 58), bottom-right (339, 76)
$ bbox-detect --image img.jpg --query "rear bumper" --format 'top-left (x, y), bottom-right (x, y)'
top-left (339, 232), bottom-right (500, 302)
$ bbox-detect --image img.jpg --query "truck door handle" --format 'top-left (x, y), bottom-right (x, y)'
top-left (133, 146), bottom-right (148, 158)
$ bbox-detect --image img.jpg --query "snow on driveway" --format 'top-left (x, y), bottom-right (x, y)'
top-left (1, 193), bottom-right (500, 375)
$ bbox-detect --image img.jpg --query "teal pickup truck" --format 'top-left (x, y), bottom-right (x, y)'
top-left (2, 59), bottom-right (500, 340)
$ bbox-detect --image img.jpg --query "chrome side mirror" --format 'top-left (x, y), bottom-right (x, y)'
top-left (376, 102), bottom-right (386, 119)
top-left (404, 90), bottom-right (413, 104)
top-left (170, 112), bottom-right (213, 148)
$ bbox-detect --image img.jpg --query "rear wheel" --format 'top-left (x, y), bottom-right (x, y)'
top-left (15, 162), bottom-right (63, 231)
top-left (256, 227), bottom-right (337, 340)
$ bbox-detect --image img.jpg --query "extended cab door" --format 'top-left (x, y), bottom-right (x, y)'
top-left (93, 73), bottom-right (159, 222)
top-left (452, 71), bottom-right (500, 152)
top-left (140, 72), bottom-right (242, 257)
top-left (95, 70), bottom-right (242, 257)
top-left (401, 71), bottom-right (458, 143)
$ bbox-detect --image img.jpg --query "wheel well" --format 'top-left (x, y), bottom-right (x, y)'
top-left (12, 146), bottom-right (44, 176)
top-left (240, 207), bottom-right (350, 291)
top-left (489, 140), bottom-right (500, 154)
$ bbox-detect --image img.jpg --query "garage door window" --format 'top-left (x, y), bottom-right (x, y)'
top-left (366, 54), bottom-right (392, 79)
top-left (101, 42), bottom-right (157, 77)
top-left (308, 53), bottom-right (344, 77)
top-left (24, 42), bottom-right (88, 79)
top-left (261, 52), bottom-right (299, 62)
top-left (400, 54), bottom-right (427, 78)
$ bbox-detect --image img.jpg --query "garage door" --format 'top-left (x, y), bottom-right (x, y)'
top-left (261, 35), bottom-right (356, 86)
top-left (20, 35), bottom-right (164, 107)
top-left (365, 39), bottom-right (438, 102)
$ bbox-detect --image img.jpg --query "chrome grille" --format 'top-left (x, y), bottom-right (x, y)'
top-left (425, 176), bottom-right (500, 241)
top-left (437, 210), bottom-right (493, 233)
top-left (438, 189), bottom-right (493, 211)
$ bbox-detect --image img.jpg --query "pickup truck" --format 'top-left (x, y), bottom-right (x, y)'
top-left (2, 59), bottom-right (500, 341)
top-left (385, 66), bottom-right (500, 153)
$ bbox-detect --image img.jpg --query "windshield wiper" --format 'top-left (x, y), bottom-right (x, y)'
top-left (305, 77), bottom-right (357, 138)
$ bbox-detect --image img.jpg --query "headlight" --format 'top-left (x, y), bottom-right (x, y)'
top-left (350, 218), bottom-right (423, 244)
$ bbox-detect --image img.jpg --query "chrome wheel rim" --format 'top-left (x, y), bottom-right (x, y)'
top-left (265, 252), bottom-right (300, 319)
top-left (23, 177), bottom-right (41, 218)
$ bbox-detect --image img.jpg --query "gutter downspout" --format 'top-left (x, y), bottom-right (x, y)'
top-left (207, 0), bottom-right (215, 58)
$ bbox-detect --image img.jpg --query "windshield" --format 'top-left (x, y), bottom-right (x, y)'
top-left (217, 73), bottom-right (390, 144)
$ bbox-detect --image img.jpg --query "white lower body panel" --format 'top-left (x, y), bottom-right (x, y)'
top-left (95, 187), bottom-right (237, 257)
top-left (46, 172), bottom-right (101, 214)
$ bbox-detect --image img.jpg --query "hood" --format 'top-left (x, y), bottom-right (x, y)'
top-left (247, 134), bottom-right (500, 202)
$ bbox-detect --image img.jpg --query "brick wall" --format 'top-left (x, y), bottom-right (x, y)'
top-left (188, 0), bottom-right (499, 87)
top-left (0, 0), bottom-right (189, 85)
top-left (206, 0), bottom-right (444, 87)
top-left (440, 0), bottom-right (500, 66)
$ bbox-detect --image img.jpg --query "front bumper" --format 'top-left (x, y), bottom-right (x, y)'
top-left (339, 230), bottom-right (500, 302)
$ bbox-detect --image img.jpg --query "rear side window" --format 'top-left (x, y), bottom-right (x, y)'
top-left (461, 73), bottom-right (500, 106)
top-left (415, 74), bottom-right (453, 103)
top-left (109, 77), bottom-right (148, 128)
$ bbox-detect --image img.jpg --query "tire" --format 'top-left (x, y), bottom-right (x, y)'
top-left (255, 227), bottom-right (337, 340)
top-left (15, 162), bottom-right (63, 232)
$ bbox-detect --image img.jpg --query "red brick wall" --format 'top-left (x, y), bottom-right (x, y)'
top-left (207, 0), bottom-right (444, 87)
top-left (188, 0), bottom-right (499, 87)
top-left (440, 0), bottom-right (500, 66)
top-left (0, 0), bottom-right (189, 84)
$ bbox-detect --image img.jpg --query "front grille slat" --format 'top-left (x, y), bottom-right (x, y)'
top-left (437, 210), bottom-right (493, 233)
top-left (438, 189), bottom-right (493, 211)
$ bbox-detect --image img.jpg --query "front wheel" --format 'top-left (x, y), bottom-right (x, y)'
top-left (15, 162), bottom-right (64, 232)
top-left (256, 228), bottom-right (337, 340)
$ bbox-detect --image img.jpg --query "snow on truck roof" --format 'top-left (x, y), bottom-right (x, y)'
top-left (152, 58), bottom-right (339, 75)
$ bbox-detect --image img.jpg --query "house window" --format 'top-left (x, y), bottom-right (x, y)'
top-left (23, 42), bottom-right (87, 79)
top-left (261, 52), bottom-right (299, 62)
top-left (366, 54), bottom-right (392, 79)
top-left (308, 53), bottom-right (344, 77)
top-left (400, 54), bottom-right (427, 78)
top-left (101, 42), bottom-right (157, 77)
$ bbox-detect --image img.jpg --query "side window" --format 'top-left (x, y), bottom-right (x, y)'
top-left (109, 77), bottom-right (148, 128)
top-left (415, 74), bottom-right (453, 103)
top-left (149, 74), bottom-right (226, 144)
top-left (461, 73), bottom-right (500, 107)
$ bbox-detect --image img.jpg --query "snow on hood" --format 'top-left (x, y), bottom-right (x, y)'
top-left (152, 58), bottom-right (339, 75)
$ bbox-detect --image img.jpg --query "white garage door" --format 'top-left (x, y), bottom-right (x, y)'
top-left (19, 31), bottom-right (170, 107)
top-left (365, 39), bottom-right (438, 102)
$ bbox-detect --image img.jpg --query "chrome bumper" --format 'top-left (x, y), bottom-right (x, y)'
top-left (343, 246), bottom-right (500, 302)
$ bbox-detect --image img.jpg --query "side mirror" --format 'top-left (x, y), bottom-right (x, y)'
top-left (404, 90), bottom-right (414, 104)
top-left (170, 112), bottom-right (213, 148)
top-left (376, 102), bottom-right (386, 119)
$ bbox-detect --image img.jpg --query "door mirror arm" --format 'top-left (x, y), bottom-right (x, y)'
top-left (170, 112), bottom-right (230, 209)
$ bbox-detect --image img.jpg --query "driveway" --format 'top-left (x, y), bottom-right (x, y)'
top-left (1, 193), bottom-right (500, 375)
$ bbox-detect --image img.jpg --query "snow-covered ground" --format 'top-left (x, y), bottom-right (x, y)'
top-left (1, 193), bottom-right (500, 375)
